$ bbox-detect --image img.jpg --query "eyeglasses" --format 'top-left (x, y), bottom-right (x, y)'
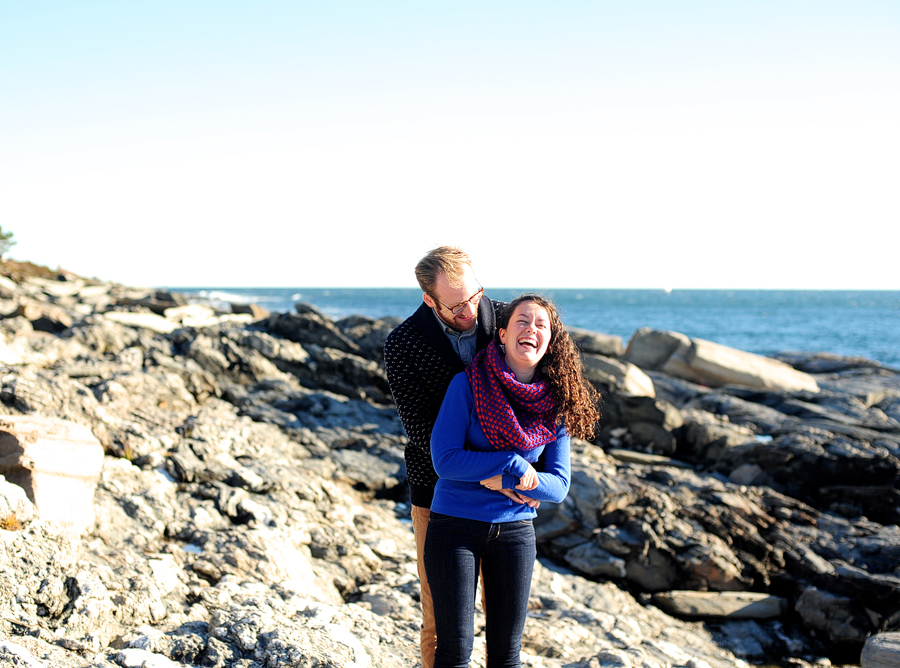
top-left (432, 286), bottom-right (484, 315)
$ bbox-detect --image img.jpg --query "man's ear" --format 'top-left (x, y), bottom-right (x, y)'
top-left (422, 293), bottom-right (436, 309)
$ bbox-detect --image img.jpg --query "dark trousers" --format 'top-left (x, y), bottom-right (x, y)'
top-left (424, 513), bottom-right (536, 668)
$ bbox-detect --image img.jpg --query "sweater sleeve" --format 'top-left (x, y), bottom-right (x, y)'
top-left (520, 425), bottom-right (571, 504)
top-left (383, 327), bottom-right (435, 458)
top-left (431, 374), bottom-right (521, 481)
top-left (383, 320), bottom-right (458, 492)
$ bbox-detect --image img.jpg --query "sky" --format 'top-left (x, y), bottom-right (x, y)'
top-left (2, 1), bottom-right (898, 290)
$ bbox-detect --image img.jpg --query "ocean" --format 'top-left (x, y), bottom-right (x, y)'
top-left (174, 287), bottom-right (900, 368)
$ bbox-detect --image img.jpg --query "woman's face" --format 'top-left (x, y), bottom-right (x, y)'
top-left (499, 301), bottom-right (552, 376)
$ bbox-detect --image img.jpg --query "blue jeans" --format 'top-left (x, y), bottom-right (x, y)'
top-left (423, 513), bottom-right (536, 668)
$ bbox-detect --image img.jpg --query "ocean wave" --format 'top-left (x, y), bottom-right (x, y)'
top-left (195, 289), bottom-right (255, 304)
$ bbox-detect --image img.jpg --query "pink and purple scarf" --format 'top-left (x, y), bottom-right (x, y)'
top-left (465, 340), bottom-right (557, 452)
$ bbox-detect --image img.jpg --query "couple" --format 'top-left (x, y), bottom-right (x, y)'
top-left (384, 247), bottom-right (599, 668)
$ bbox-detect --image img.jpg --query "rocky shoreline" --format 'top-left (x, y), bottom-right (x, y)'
top-left (0, 263), bottom-right (898, 668)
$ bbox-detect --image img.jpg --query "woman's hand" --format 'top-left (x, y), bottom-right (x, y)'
top-left (496, 488), bottom-right (540, 508)
top-left (511, 492), bottom-right (540, 509)
top-left (497, 488), bottom-right (524, 504)
top-left (480, 474), bottom-right (504, 491)
top-left (516, 464), bottom-right (538, 491)
top-left (479, 475), bottom-right (541, 508)
top-left (519, 495), bottom-right (540, 509)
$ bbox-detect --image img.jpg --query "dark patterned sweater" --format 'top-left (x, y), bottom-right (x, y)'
top-left (383, 297), bottom-right (503, 508)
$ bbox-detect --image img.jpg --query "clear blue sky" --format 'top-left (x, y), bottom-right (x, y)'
top-left (2, 1), bottom-right (898, 289)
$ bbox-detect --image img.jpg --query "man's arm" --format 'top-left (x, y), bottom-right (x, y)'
top-left (383, 319), bottom-right (463, 497)
top-left (383, 324), bottom-right (435, 456)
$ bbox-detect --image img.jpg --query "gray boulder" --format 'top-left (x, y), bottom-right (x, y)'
top-left (651, 591), bottom-right (787, 619)
top-left (862, 632), bottom-right (900, 668)
top-left (582, 352), bottom-right (655, 397)
top-left (0, 415), bottom-right (103, 533)
top-left (568, 326), bottom-right (624, 358)
top-left (624, 328), bottom-right (820, 393)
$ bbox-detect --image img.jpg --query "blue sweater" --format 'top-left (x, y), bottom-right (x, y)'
top-left (430, 372), bottom-right (571, 523)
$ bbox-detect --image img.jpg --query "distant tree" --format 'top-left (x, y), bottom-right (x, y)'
top-left (0, 226), bottom-right (15, 259)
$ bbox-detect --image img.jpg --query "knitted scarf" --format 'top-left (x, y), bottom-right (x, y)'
top-left (465, 340), bottom-right (557, 452)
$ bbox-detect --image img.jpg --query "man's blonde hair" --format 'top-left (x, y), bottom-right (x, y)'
top-left (415, 246), bottom-right (472, 295)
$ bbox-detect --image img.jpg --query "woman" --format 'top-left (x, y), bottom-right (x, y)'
top-left (424, 294), bottom-right (600, 668)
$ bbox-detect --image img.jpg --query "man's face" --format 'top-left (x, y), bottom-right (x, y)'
top-left (423, 265), bottom-right (482, 332)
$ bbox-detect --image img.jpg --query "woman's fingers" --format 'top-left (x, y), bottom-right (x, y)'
top-left (482, 466), bottom-right (540, 493)
top-left (521, 495), bottom-right (541, 509)
top-left (497, 489), bottom-right (526, 504)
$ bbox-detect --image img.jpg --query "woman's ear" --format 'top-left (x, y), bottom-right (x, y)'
top-left (498, 327), bottom-right (507, 346)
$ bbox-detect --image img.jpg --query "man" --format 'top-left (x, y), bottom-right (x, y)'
top-left (383, 246), bottom-right (504, 668)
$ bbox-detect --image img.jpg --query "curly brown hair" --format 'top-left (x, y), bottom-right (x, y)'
top-left (499, 294), bottom-right (600, 440)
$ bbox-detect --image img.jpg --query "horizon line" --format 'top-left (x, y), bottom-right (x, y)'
top-left (161, 285), bottom-right (900, 293)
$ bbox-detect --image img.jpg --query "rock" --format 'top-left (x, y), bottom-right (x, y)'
top-left (0, 259), bottom-right (60, 283)
top-left (13, 301), bottom-right (73, 333)
top-left (582, 353), bottom-right (655, 397)
top-left (307, 346), bottom-right (392, 403)
top-left (624, 328), bottom-right (820, 393)
top-left (818, 485), bottom-right (900, 525)
top-left (862, 632), bottom-right (900, 668)
top-left (336, 315), bottom-right (397, 362)
top-left (776, 350), bottom-right (892, 375)
top-left (0, 261), bottom-right (897, 667)
top-left (628, 421), bottom-right (678, 454)
top-left (726, 386), bottom-right (900, 433)
top-left (795, 586), bottom-right (876, 645)
top-left (563, 540), bottom-right (627, 578)
top-left (164, 304), bottom-right (255, 330)
top-left (679, 407), bottom-right (758, 462)
top-left (236, 329), bottom-right (310, 366)
top-left (599, 394), bottom-right (683, 455)
top-left (0, 416), bottom-right (104, 534)
top-left (104, 310), bottom-right (179, 334)
top-left (651, 591), bottom-right (788, 619)
top-left (712, 431), bottom-right (900, 515)
top-left (22, 276), bottom-right (84, 299)
top-left (0, 641), bottom-right (51, 667)
top-left (164, 304), bottom-right (220, 327)
top-left (567, 326), bottom-right (625, 358)
top-left (268, 309), bottom-right (360, 354)
top-left (687, 390), bottom-right (796, 433)
top-left (0, 274), bottom-right (18, 297)
top-left (607, 395), bottom-right (684, 432)
top-left (728, 463), bottom-right (768, 486)
top-left (684, 336), bottom-right (819, 391)
top-left (0, 474), bottom-right (37, 526)
top-left (606, 449), bottom-right (692, 469)
top-left (116, 290), bottom-right (187, 315)
top-left (62, 316), bottom-right (142, 355)
top-left (230, 301), bottom-right (269, 318)
top-left (330, 436), bottom-right (406, 494)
